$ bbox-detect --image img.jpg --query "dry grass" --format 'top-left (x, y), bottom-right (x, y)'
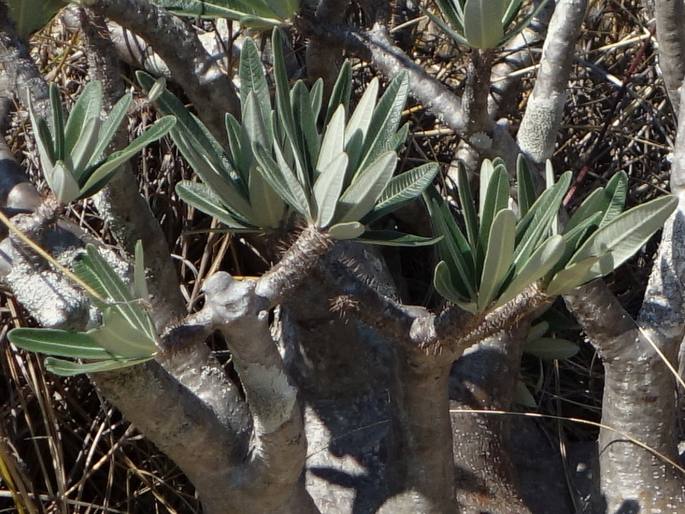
top-left (0, 1), bottom-right (678, 512)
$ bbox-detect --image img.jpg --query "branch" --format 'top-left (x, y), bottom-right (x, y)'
top-left (517, 0), bottom-right (587, 164)
top-left (489, 0), bottom-right (556, 118)
top-left (295, 17), bottom-right (467, 135)
top-left (564, 281), bottom-right (685, 512)
top-left (200, 272), bottom-right (313, 512)
top-left (655, 0), bottom-right (685, 113)
top-left (80, 0), bottom-right (240, 139)
top-left (305, 0), bottom-right (350, 96)
top-left (79, 9), bottom-right (186, 327)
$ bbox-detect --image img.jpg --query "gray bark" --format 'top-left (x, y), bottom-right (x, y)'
top-left (655, 0), bottom-right (685, 113)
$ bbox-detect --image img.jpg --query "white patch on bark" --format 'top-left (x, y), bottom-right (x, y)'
top-left (243, 363), bottom-right (297, 434)
top-left (517, 93), bottom-right (566, 163)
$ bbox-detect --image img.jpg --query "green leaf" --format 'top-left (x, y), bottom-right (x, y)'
top-left (74, 245), bottom-right (156, 341)
top-left (516, 154), bottom-right (536, 218)
top-left (6, 0), bottom-right (65, 38)
top-left (239, 37), bottom-right (272, 129)
top-left (456, 162), bottom-right (478, 252)
top-left (355, 231), bottom-right (442, 247)
top-left (514, 171), bottom-right (572, 267)
top-left (501, 0), bottom-right (552, 45)
top-left (545, 256), bottom-right (603, 296)
top-left (133, 241), bottom-right (148, 301)
top-left (565, 188), bottom-right (608, 232)
top-left (514, 380), bottom-right (537, 408)
top-left (8, 328), bottom-right (112, 360)
top-left (478, 209), bottom-right (516, 311)
top-left (569, 195), bottom-right (678, 278)
top-left (28, 100), bottom-right (55, 175)
top-left (502, 0), bottom-right (524, 27)
top-left (313, 152), bottom-right (348, 228)
top-left (88, 92), bottom-right (133, 167)
top-left (80, 115), bottom-right (175, 197)
top-left (49, 84), bottom-right (66, 162)
top-left (524, 337), bottom-right (579, 360)
top-left (64, 81), bottom-right (103, 155)
top-left (326, 61), bottom-right (352, 124)
top-left (494, 234), bottom-right (565, 308)
top-left (526, 321), bottom-right (549, 342)
top-left (248, 163), bottom-right (285, 229)
top-left (52, 160), bottom-right (80, 204)
top-left (463, 0), bottom-right (506, 49)
top-left (600, 171), bottom-right (628, 227)
top-left (329, 221), bottom-right (365, 240)
top-left (176, 181), bottom-right (258, 230)
top-left (364, 162), bottom-right (439, 223)
top-left (434, 260), bottom-right (467, 303)
top-left (344, 78), bottom-right (379, 163)
top-left (89, 308), bottom-right (157, 358)
top-left (70, 115), bottom-right (102, 177)
top-left (45, 356), bottom-right (152, 376)
top-left (310, 78), bottom-right (324, 120)
top-left (293, 80), bottom-right (320, 168)
top-left (426, 191), bottom-right (476, 298)
top-left (436, 0), bottom-right (464, 30)
top-left (253, 142), bottom-right (311, 219)
top-left (150, 0), bottom-right (291, 22)
top-left (317, 104), bottom-right (346, 178)
top-left (422, 7), bottom-right (470, 47)
top-left (357, 72), bottom-right (409, 172)
top-left (479, 165), bottom-right (510, 259)
top-left (336, 151), bottom-right (397, 223)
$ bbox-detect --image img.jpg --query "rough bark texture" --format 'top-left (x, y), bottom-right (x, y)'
top-left (81, 0), bottom-right (240, 137)
top-left (517, 0), bottom-right (588, 164)
top-left (655, 0), bottom-right (685, 113)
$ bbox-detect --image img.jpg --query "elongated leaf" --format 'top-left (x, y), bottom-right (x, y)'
top-left (49, 84), bottom-right (66, 161)
top-left (326, 61), bottom-right (352, 124)
top-left (478, 158), bottom-right (495, 220)
top-left (89, 308), bottom-right (157, 358)
top-left (494, 234), bottom-right (565, 308)
top-left (172, 130), bottom-right (254, 223)
top-left (501, 0), bottom-right (552, 45)
top-left (344, 78), bottom-right (379, 150)
top-left (364, 162), bottom-right (439, 223)
top-left (600, 171), bottom-right (628, 227)
top-left (524, 338), bottom-right (579, 360)
top-left (457, 163), bottom-right (478, 252)
top-left (80, 116), bottom-right (176, 198)
top-left (317, 105), bottom-right (346, 177)
top-left (422, 8), bottom-right (470, 47)
top-left (313, 152), bottom-right (348, 227)
top-left (293, 80), bottom-right (320, 168)
top-left (28, 101), bottom-right (55, 176)
top-left (8, 328), bottom-right (112, 360)
top-left (239, 38), bottom-right (271, 127)
top-left (45, 356), bottom-right (152, 376)
top-left (514, 171), bottom-right (572, 266)
top-left (88, 92), bottom-right (133, 166)
top-left (565, 187), bottom-right (608, 232)
top-left (176, 181), bottom-right (257, 230)
top-left (545, 256), bottom-right (602, 296)
top-left (52, 160), bottom-right (80, 204)
top-left (337, 151), bottom-right (396, 223)
top-left (74, 245), bottom-right (155, 340)
top-left (526, 321), bottom-right (549, 342)
top-left (248, 162), bottom-right (285, 228)
top-left (71, 116), bottom-right (102, 177)
top-left (478, 209), bottom-right (516, 310)
top-left (64, 81), bottom-right (103, 155)
top-left (133, 241), bottom-right (148, 302)
top-left (479, 165), bottom-right (510, 258)
top-left (151, 0), bottom-right (284, 20)
top-left (463, 0), bottom-right (506, 49)
top-left (356, 231), bottom-right (442, 247)
top-left (435, 0), bottom-right (464, 30)
top-left (516, 154), bottom-right (535, 217)
top-left (434, 260), bottom-right (467, 303)
top-left (502, 0), bottom-right (524, 26)
top-left (514, 381), bottom-right (537, 408)
top-left (569, 195), bottom-right (678, 277)
top-left (357, 72), bottom-right (409, 172)
top-left (329, 221), bottom-right (365, 240)
top-left (253, 142), bottom-right (311, 219)
top-left (426, 191), bottom-right (476, 298)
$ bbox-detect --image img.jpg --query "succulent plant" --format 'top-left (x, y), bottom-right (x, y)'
top-left (429, 156), bottom-right (678, 313)
top-left (138, 29), bottom-right (440, 246)
top-left (426, 0), bottom-right (550, 49)
top-left (28, 81), bottom-right (175, 204)
top-left (8, 242), bottom-right (158, 376)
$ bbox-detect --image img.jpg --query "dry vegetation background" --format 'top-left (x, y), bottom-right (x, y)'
top-left (0, 1), bottom-right (677, 512)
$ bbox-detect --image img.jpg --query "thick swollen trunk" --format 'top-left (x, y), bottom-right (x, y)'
top-left (655, 0), bottom-right (685, 112)
top-left (565, 281), bottom-right (685, 513)
top-left (450, 332), bottom-right (532, 514)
